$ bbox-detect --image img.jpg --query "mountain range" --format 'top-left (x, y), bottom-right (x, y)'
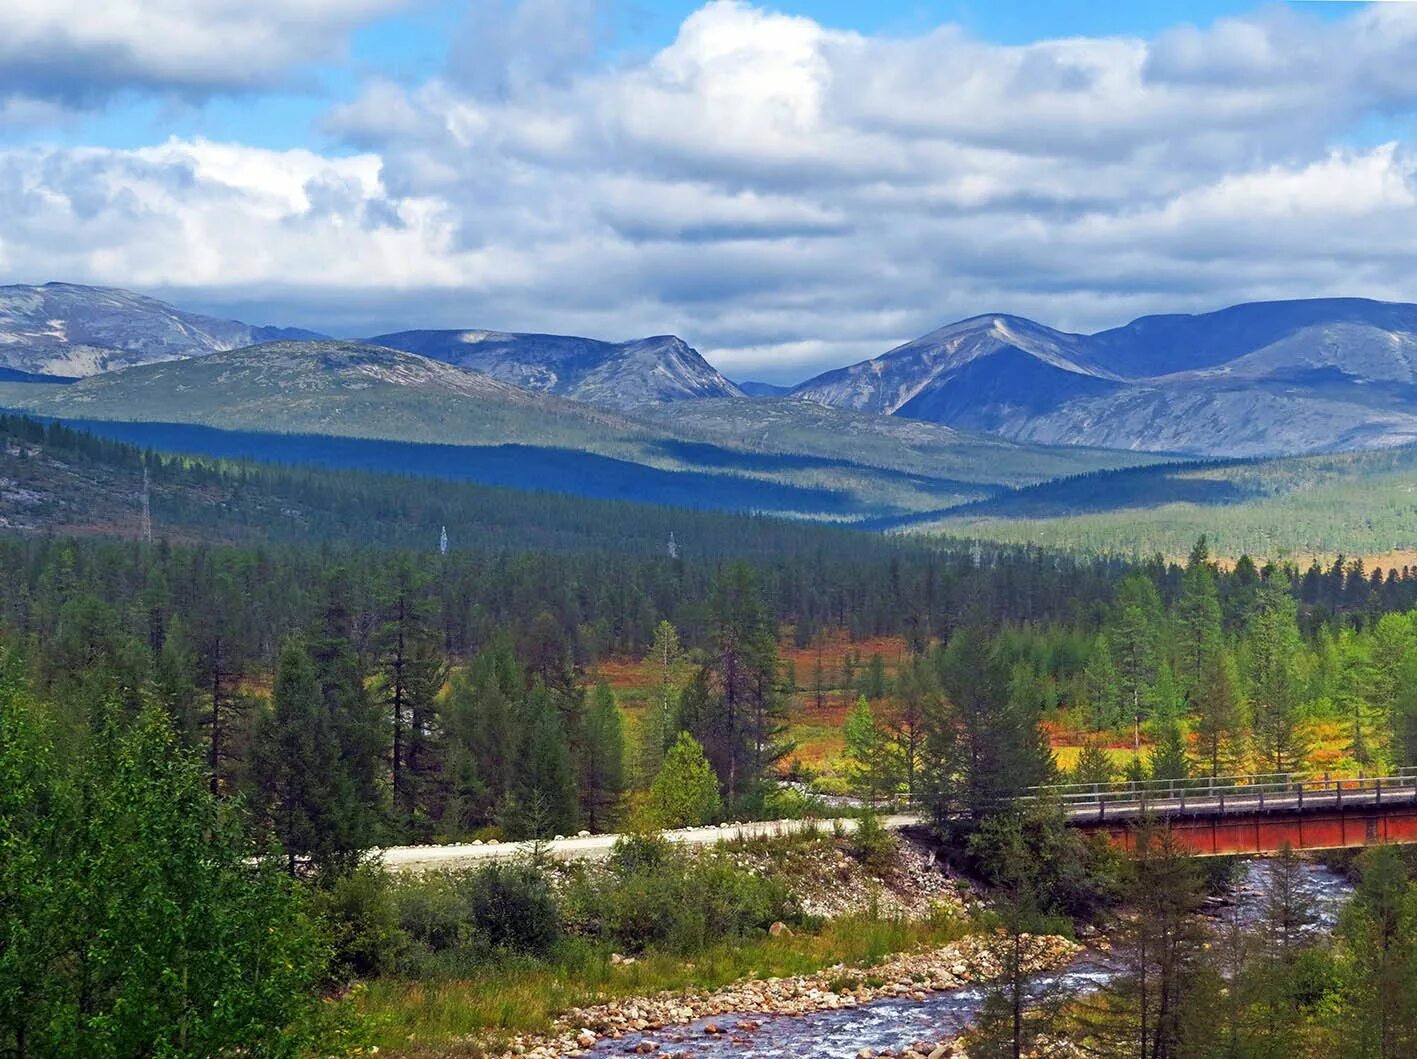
top-left (7, 282), bottom-right (1417, 461)
top-left (0, 283), bottom-right (739, 410)
top-left (790, 299), bottom-right (1417, 457)
top-left (0, 339), bottom-right (1148, 521)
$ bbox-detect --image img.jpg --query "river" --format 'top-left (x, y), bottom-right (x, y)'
top-left (587, 858), bottom-right (1354, 1058)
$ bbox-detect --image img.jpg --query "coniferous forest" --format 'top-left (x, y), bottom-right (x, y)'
top-left (9, 418), bottom-right (1417, 1058)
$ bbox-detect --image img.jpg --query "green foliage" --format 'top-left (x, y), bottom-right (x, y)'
top-left (562, 844), bottom-right (800, 955)
top-left (645, 733), bottom-right (722, 829)
top-left (256, 636), bottom-right (369, 876)
top-left (582, 681), bottom-right (626, 831)
top-left (849, 810), bottom-right (898, 875)
top-left (0, 676), bottom-right (334, 1058)
top-left (1072, 740), bottom-right (1116, 785)
top-left (843, 695), bottom-right (899, 803)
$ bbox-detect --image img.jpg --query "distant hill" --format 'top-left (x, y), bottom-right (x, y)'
top-left (902, 443), bottom-right (1417, 562)
top-left (367, 328), bottom-right (742, 410)
top-left (736, 380), bottom-right (794, 397)
top-left (634, 396), bottom-right (1160, 487)
top-left (0, 282), bottom-right (327, 376)
top-left (791, 299), bottom-right (1417, 457)
top-left (0, 339), bottom-right (1158, 522)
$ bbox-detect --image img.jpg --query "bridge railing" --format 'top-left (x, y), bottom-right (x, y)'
top-left (1016, 768), bottom-right (1417, 820)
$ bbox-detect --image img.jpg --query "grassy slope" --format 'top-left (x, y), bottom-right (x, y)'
top-left (913, 444), bottom-right (1417, 562)
top-left (635, 397), bottom-right (1163, 486)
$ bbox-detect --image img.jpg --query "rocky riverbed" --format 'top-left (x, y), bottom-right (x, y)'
top-left (493, 934), bottom-right (1080, 1059)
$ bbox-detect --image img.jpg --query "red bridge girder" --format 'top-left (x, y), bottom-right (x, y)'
top-left (1076, 804), bottom-right (1417, 857)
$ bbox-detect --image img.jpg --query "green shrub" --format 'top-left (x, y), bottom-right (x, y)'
top-left (318, 864), bottom-right (404, 980)
top-left (608, 832), bottom-right (673, 874)
top-left (850, 811), bottom-right (898, 875)
top-left (461, 862), bottom-right (560, 956)
top-left (563, 847), bottom-right (800, 955)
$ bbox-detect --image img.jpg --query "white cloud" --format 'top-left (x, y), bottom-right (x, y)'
top-left (0, 0), bottom-right (411, 106)
top-left (6, 1), bottom-right (1417, 381)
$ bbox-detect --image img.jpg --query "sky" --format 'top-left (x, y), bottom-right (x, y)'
top-left (2, 1), bottom-right (1416, 383)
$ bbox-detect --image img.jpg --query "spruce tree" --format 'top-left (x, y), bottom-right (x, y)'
top-left (1174, 544), bottom-right (1223, 698)
top-left (1072, 740), bottom-right (1115, 786)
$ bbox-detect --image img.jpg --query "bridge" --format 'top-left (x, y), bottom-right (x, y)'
top-left (1028, 770), bottom-right (1417, 856)
top-left (375, 771), bottom-right (1417, 871)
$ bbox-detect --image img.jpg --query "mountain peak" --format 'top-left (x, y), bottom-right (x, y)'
top-left (0, 281), bottom-right (326, 377)
top-left (792, 296), bottom-right (1417, 457)
top-left (369, 327), bottom-right (742, 410)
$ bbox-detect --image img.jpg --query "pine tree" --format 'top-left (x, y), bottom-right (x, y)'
top-left (1072, 740), bottom-right (1115, 786)
top-left (257, 638), bottom-right (345, 874)
top-left (1084, 634), bottom-right (1124, 730)
top-left (307, 571), bottom-right (386, 847)
top-left (639, 620), bottom-right (684, 781)
top-left (1174, 543), bottom-right (1223, 698)
top-left (582, 681), bottom-right (626, 831)
top-left (1081, 825), bottom-right (1206, 1059)
top-left (695, 563), bottom-right (790, 811)
top-left (889, 654), bottom-right (939, 799)
top-left (1339, 846), bottom-right (1417, 1059)
top-left (1148, 720), bottom-right (1190, 783)
top-left (375, 559), bottom-right (447, 833)
top-left (1111, 575), bottom-right (1164, 736)
top-left (924, 627), bottom-right (1056, 827)
top-left (1193, 648), bottom-right (1244, 777)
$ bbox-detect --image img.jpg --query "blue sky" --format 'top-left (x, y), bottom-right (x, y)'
top-left (2, 1), bottom-right (1415, 381)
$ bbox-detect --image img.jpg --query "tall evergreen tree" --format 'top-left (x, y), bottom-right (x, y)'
top-left (1174, 541), bottom-right (1223, 698)
top-left (1245, 584), bottom-right (1310, 773)
top-left (581, 680), bottom-right (626, 832)
top-left (375, 559), bottom-right (447, 833)
top-left (504, 687), bottom-right (578, 838)
top-left (694, 563), bottom-right (790, 811)
top-left (1193, 648), bottom-right (1244, 777)
top-left (307, 570), bottom-right (385, 849)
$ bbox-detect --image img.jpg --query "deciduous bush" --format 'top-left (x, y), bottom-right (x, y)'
top-left (563, 839), bottom-right (800, 954)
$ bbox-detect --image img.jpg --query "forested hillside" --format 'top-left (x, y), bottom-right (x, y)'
top-left (913, 443), bottom-right (1417, 561)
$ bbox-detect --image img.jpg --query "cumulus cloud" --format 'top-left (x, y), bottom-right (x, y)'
top-left (0, 0), bottom-right (410, 108)
top-left (6, 1), bottom-right (1417, 381)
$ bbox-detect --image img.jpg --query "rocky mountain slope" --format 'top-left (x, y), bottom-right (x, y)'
top-left (368, 328), bottom-right (743, 410)
top-left (0, 282), bottom-right (326, 377)
top-left (0, 340), bottom-right (649, 451)
top-left (791, 299), bottom-right (1417, 457)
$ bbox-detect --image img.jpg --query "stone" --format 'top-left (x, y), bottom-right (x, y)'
top-left (768, 921), bottom-right (792, 937)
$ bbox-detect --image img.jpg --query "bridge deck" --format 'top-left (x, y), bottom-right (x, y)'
top-left (1032, 771), bottom-right (1417, 820)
